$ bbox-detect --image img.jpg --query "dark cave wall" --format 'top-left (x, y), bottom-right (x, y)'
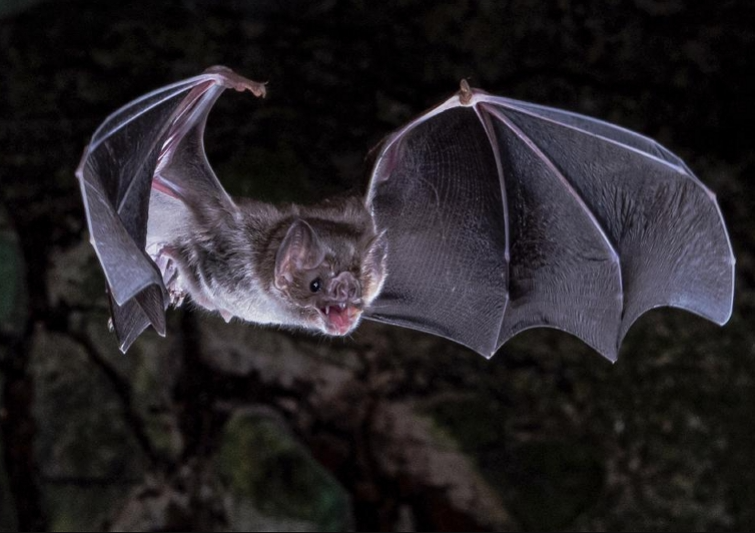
top-left (1, 1), bottom-right (754, 531)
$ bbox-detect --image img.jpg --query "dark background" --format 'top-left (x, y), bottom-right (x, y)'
top-left (1, 0), bottom-right (754, 531)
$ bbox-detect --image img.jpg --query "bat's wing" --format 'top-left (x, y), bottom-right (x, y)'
top-left (364, 83), bottom-right (735, 361)
top-left (76, 67), bottom-right (265, 352)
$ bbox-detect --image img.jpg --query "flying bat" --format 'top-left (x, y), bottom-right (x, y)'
top-left (76, 66), bottom-right (735, 361)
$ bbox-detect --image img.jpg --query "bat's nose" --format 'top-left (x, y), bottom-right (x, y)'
top-left (329, 271), bottom-right (359, 301)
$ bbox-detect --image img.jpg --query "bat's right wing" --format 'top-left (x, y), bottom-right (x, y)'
top-left (76, 66), bottom-right (265, 352)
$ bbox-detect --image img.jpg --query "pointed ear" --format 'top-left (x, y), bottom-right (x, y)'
top-left (274, 220), bottom-right (326, 290)
top-left (361, 231), bottom-right (388, 305)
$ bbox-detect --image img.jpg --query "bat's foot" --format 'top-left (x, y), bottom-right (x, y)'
top-left (150, 244), bottom-right (187, 308)
top-left (169, 288), bottom-right (186, 308)
top-left (151, 244), bottom-right (177, 283)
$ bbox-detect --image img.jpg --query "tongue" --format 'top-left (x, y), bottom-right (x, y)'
top-left (325, 305), bottom-right (354, 334)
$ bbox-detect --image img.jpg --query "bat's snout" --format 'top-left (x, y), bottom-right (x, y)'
top-left (328, 271), bottom-right (359, 302)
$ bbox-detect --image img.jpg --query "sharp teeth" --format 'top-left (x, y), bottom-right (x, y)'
top-left (325, 305), bottom-right (330, 315)
top-left (339, 303), bottom-right (346, 309)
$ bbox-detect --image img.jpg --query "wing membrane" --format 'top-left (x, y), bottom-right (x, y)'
top-left (76, 67), bottom-right (265, 352)
top-left (366, 88), bottom-right (735, 361)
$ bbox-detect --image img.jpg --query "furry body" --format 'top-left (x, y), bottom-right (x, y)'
top-left (146, 190), bottom-right (386, 334)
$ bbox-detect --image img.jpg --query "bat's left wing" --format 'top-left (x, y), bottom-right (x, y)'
top-left (364, 82), bottom-right (735, 361)
top-left (76, 67), bottom-right (265, 352)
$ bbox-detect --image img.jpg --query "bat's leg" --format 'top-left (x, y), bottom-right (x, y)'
top-left (148, 240), bottom-right (234, 321)
top-left (152, 244), bottom-right (225, 315)
top-left (151, 245), bottom-right (188, 308)
top-left (162, 261), bottom-right (187, 307)
top-left (168, 286), bottom-right (186, 307)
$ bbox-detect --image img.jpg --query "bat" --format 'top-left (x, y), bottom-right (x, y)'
top-left (76, 66), bottom-right (735, 361)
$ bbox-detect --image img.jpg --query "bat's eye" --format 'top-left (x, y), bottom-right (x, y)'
top-left (310, 278), bottom-right (322, 293)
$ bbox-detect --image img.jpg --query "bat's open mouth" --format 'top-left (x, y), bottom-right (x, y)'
top-left (320, 303), bottom-right (360, 335)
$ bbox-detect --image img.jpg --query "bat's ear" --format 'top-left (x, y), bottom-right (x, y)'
top-left (361, 231), bottom-right (388, 305)
top-left (274, 219), bottom-right (327, 290)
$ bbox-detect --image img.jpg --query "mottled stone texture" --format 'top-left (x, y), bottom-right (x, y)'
top-left (1, 0), bottom-right (755, 531)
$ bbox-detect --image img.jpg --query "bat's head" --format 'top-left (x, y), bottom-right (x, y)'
top-left (273, 218), bottom-right (387, 336)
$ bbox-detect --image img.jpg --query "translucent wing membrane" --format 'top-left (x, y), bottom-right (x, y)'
top-left (366, 88), bottom-right (734, 361)
top-left (367, 109), bottom-right (510, 355)
top-left (76, 67), bottom-right (265, 352)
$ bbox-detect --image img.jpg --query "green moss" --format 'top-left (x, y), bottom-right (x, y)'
top-left (217, 411), bottom-right (350, 532)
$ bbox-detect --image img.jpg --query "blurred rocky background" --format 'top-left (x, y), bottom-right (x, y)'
top-left (1, 0), bottom-right (754, 530)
